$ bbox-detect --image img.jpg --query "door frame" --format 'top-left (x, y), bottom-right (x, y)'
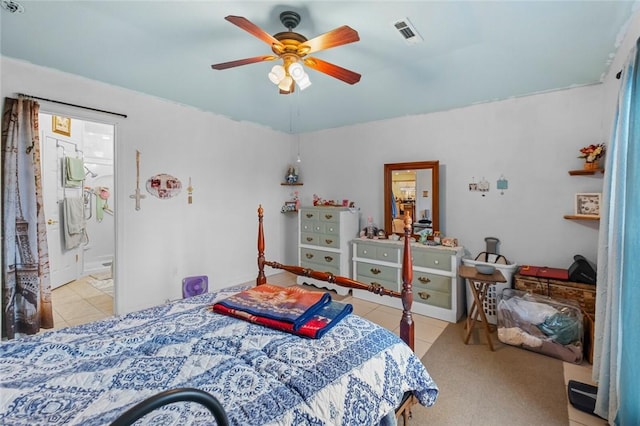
top-left (37, 102), bottom-right (121, 315)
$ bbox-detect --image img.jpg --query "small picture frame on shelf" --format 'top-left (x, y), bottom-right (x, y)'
top-left (575, 193), bottom-right (601, 217)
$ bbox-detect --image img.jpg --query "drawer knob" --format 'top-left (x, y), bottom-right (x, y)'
top-left (328, 227), bottom-right (334, 232)
top-left (306, 213), bottom-right (313, 218)
top-left (324, 214), bottom-right (333, 219)
top-left (418, 276), bottom-right (431, 284)
top-left (306, 237), bottom-right (313, 242)
top-left (305, 253), bottom-right (314, 259)
top-left (383, 253), bottom-right (388, 257)
top-left (418, 291), bottom-right (431, 300)
top-left (433, 260), bottom-right (439, 265)
top-left (370, 268), bottom-right (381, 275)
top-left (324, 256), bottom-right (333, 263)
top-left (325, 239), bottom-right (333, 244)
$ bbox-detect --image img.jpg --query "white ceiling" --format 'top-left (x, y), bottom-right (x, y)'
top-left (1, 1), bottom-right (637, 133)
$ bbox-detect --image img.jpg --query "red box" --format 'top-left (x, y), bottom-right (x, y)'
top-left (518, 265), bottom-right (569, 281)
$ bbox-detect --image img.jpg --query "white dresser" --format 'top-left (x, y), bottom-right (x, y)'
top-left (351, 239), bottom-right (464, 322)
top-left (298, 206), bottom-right (360, 295)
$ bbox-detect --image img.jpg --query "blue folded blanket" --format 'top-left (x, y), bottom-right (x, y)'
top-left (213, 300), bottom-right (353, 339)
top-left (214, 284), bottom-right (331, 330)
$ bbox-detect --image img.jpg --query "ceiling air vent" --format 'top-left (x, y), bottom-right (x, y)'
top-left (392, 18), bottom-right (423, 45)
top-left (1, 0), bottom-right (24, 13)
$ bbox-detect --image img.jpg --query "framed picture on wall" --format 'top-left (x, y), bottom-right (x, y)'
top-left (52, 115), bottom-right (71, 137)
top-left (575, 193), bottom-right (601, 217)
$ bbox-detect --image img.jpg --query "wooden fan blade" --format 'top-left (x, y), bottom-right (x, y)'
top-left (298, 26), bottom-right (360, 55)
top-left (225, 15), bottom-right (283, 48)
top-left (211, 55), bottom-right (277, 70)
top-left (303, 57), bottom-right (361, 85)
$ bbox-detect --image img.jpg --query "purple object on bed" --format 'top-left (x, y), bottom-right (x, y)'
top-left (182, 275), bottom-right (208, 298)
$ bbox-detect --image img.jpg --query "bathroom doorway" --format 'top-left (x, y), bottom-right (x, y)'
top-left (40, 113), bottom-right (115, 320)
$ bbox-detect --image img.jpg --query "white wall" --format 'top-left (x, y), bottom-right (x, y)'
top-left (298, 85), bottom-right (606, 268)
top-left (2, 57), bottom-right (292, 314)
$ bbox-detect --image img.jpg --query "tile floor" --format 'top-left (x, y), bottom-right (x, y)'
top-left (50, 275), bottom-right (114, 328)
top-left (50, 272), bottom-right (606, 426)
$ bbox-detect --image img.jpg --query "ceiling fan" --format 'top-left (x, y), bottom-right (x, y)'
top-left (211, 11), bottom-right (361, 94)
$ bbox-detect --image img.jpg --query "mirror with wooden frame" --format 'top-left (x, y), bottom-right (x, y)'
top-left (384, 161), bottom-right (439, 236)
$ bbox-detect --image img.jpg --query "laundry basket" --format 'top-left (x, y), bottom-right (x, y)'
top-left (463, 237), bottom-right (517, 324)
top-left (463, 258), bottom-right (518, 324)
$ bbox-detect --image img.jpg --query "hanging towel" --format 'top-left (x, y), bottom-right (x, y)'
top-left (96, 197), bottom-right (105, 221)
top-left (65, 157), bottom-right (84, 187)
top-left (63, 197), bottom-right (86, 249)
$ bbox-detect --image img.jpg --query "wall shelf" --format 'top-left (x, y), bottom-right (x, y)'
top-left (281, 182), bottom-right (303, 186)
top-left (568, 169), bottom-right (604, 176)
top-left (564, 215), bottom-right (600, 221)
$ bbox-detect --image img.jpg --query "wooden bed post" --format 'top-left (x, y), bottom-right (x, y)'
top-left (400, 213), bottom-right (415, 350)
top-left (256, 205), bottom-right (267, 286)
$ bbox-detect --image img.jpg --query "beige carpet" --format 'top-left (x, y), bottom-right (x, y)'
top-left (408, 320), bottom-right (569, 425)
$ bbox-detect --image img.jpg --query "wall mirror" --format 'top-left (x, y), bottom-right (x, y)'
top-left (384, 161), bottom-right (439, 236)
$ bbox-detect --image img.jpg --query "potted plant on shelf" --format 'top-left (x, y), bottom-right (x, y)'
top-left (579, 143), bottom-right (605, 170)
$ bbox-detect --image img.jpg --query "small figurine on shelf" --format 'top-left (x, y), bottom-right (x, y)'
top-left (292, 190), bottom-right (300, 211)
top-left (366, 216), bottom-right (375, 239)
top-left (281, 190), bottom-right (300, 213)
top-left (578, 143), bottom-right (605, 170)
top-left (285, 165), bottom-right (298, 184)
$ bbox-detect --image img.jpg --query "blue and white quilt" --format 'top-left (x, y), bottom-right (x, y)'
top-left (0, 287), bottom-right (439, 425)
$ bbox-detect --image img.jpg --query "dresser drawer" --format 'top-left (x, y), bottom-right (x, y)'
top-left (300, 232), bottom-right (318, 246)
top-left (412, 250), bottom-right (451, 272)
top-left (324, 222), bottom-right (339, 235)
top-left (300, 220), bottom-right (315, 233)
top-left (319, 210), bottom-right (340, 223)
top-left (356, 243), bottom-right (377, 260)
top-left (413, 271), bottom-right (451, 294)
top-left (376, 246), bottom-right (399, 262)
top-left (319, 234), bottom-right (340, 249)
top-left (300, 247), bottom-right (340, 270)
top-left (356, 243), bottom-right (400, 262)
top-left (312, 223), bottom-right (326, 234)
top-left (414, 287), bottom-right (451, 309)
top-left (301, 210), bottom-right (318, 221)
top-left (356, 261), bottom-right (398, 282)
top-left (355, 274), bottom-right (398, 292)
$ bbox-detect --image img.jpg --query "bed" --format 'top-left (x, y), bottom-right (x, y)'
top-left (0, 206), bottom-right (438, 425)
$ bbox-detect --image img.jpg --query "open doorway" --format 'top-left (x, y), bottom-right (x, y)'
top-left (40, 113), bottom-right (115, 327)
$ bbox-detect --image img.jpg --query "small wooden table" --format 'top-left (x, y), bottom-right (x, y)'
top-left (459, 265), bottom-right (507, 351)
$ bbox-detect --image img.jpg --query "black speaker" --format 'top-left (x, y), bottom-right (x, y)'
top-left (568, 255), bottom-right (597, 285)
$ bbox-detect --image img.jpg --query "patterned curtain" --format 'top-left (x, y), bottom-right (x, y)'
top-left (1, 96), bottom-right (53, 339)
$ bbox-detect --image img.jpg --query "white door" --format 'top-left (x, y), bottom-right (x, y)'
top-left (42, 133), bottom-right (80, 288)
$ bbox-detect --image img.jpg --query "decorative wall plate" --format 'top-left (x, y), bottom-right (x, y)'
top-left (146, 173), bottom-right (182, 199)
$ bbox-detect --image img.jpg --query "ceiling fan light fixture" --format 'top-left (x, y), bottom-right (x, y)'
top-left (288, 62), bottom-right (305, 81)
top-left (297, 74), bottom-right (312, 90)
top-left (268, 65), bottom-right (286, 84)
top-left (278, 76), bottom-right (293, 91)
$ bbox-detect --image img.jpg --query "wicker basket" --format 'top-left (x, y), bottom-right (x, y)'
top-left (513, 274), bottom-right (595, 315)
